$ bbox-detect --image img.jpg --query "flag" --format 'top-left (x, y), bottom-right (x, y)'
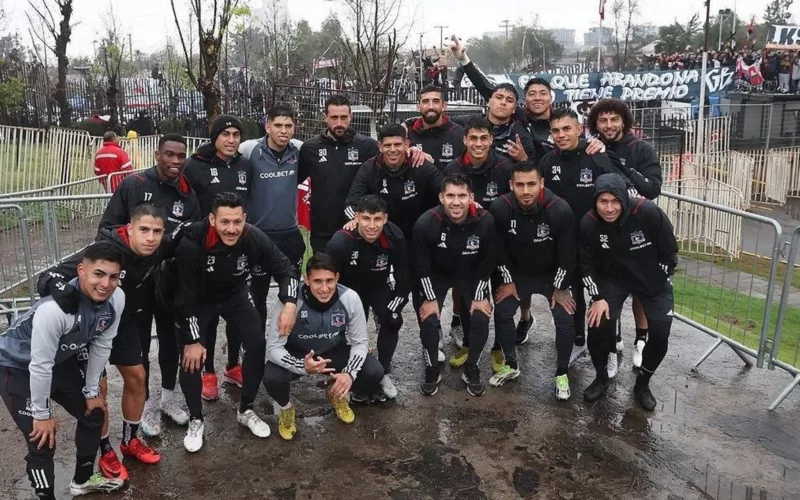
top-left (745, 16), bottom-right (755, 41)
top-left (599, 0), bottom-right (606, 20)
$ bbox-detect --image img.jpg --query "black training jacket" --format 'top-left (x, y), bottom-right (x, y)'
top-left (579, 174), bottom-right (678, 300)
top-left (443, 151), bottom-right (512, 207)
top-left (604, 132), bottom-right (662, 200)
top-left (413, 204), bottom-right (496, 302)
top-left (344, 155), bottom-right (442, 239)
top-left (298, 128), bottom-right (379, 240)
top-left (183, 142), bottom-right (252, 215)
top-left (99, 166), bottom-right (201, 233)
top-left (405, 116), bottom-right (465, 171)
top-left (453, 114), bottom-right (536, 163)
top-left (325, 221), bottom-right (411, 314)
top-left (489, 189), bottom-right (576, 289)
top-left (173, 219), bottom-right (299, 344)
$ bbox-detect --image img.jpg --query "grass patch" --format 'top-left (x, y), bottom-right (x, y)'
top-left (674, 274), bottom-right (800, 368)
top-left (679, 243), bottom-right (800, 291)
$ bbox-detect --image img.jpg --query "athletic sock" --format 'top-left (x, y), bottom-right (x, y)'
top-left (73, 454), bottom-right (96, 484)
top-left (99, 434), bottom-right (114, 455)
top-left (635, 328), bottom-right (649, 343)
top-left (555, 366), bottom-right (568, 377)
top-left (450, 314), bottom-right (461, 327)
top-left (280, 402), bottom-right (293, 410)
top-left (161, 388), bottom-right (174, 404)
top-left (122, 420), bottom-right (140, 446)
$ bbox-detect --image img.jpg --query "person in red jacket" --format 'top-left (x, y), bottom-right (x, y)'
top-left (94, 132), bottom-right (133, 192)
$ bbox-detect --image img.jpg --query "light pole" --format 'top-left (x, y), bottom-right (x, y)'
top-left (531, 30), bottom-right (546, 72)
top-left (717, 8), bottom-right (732, 50)
top-left (697, 0), bottom-right (712, 157)
top-left (434, 25), bottom-right (448, 51)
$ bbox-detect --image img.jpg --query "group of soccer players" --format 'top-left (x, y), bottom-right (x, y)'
top-left (0, 39), bottom-right (678, 498)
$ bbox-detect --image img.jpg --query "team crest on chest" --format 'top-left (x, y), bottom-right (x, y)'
top-left (375, 254), bottom-right (388, 269)
top-left (466, 235), bottom-right (480, 250)
top-left (172, 200), bottom-right (184, 217)
top-left (579, 168), bottom-right (593, 184)
top-left (486, 182), bottom-right (498, 197)
top-left (442, 143), bottom-right (453, 157)
top-left (404, 180), bottom-right (416, 195)
top-left (630, 230), bottom-right (646, 246)
top-left (331, 311), bottom-right (346, 328)
top-left (238, 171), bottom-right (247, 184)
top-left (537, 223), bottom-right (550, 238)
top-left (236, 255), bottom-right (248, 271)
top-left (95, 313), bottom-right (113, 333)
top-left (347, 148), bottom-right (359, 162)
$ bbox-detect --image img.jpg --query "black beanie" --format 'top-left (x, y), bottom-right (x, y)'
top-left (210, 114), bottom-right (243, 143)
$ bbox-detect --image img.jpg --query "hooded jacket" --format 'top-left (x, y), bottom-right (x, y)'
top-left (183, 142), bottom-right (252, 216)
top-left (453, 114), bottom-right (536, 162)
top-left (344, 155), bottom-right (442, 238)
top-left (490, 188), bottom-right (576, 289)
top-left (405, 116), bottom-right (465, 171)
top-left (526, 114), bottom-right (556, 165)
top-left (443, 150), bottom-right (512, 207)
top-left (100, 166), bottom-right (201, 233)
top-left (604, 132), bottom-right (662, 200)
top-left (413, 204), bottom-right (496, 302)
top-left (325, 221), bottom-right (411, 314)
top-left (173, 219), bottom-right (300, 344)
top-left (579, 174), bottom-right (678, 300)
top-left (298, 128), bottom-right (379, 239)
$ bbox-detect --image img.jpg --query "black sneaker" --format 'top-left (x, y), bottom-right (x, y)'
top-left (461, 366), bottom-right (486, 397)
top-left (419, 367), bottom-right (442, 396)
top-left (634, 376), bottom-right (657, 411)
top-left (583, 376), bottom-right (610, 402)
top-left (351, 392), bottom-right (371, 404)
top-left (516, 316), bottom-right (535, 345)
top-left (370, 391), bottom-right (387, 404)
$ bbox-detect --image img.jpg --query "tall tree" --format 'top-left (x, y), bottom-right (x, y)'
top-left (96, 9), bottom-right (126, 129)
top-left (26, 0), bottom-right (73, 126)
top-left (170, 0), bottom-right (240, 127)
top-left (763, 0), bottom-right (794, 24)
top-left (657, 14), bottom-right (702, 53)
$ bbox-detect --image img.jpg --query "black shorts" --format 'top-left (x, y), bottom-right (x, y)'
top-left (109, 307), bottom-right (154, 366)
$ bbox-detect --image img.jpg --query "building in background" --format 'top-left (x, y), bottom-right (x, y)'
top-left (547, 29), bottom-right (577, 56)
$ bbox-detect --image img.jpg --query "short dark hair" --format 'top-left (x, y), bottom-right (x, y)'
top-left (419, 84), bottom-right (447, 101)
top-left (83, 241), bottom-right (123, 266)
top-left (103, 131), bottom-right (117, 141)
top-left (211, 192), bottom-right (246, 214)
top-left (586, 98), bottom-right (634, 135)
top-left (378, 123), bottom-right (407, 141)
top-left (512, 160), bottom-right (543, 178)
top-left (441, 173), bottom-right (472, 193)
top-left (357, 194), bottom-right (388, 215)
top-left (550, 108), bottom-right (580, 124)
top-left (463, 115), bottom-right (493, 136)
top-left (158, 133), bottom-right (187, 149)
top-left (306, 252), bottom-right (340, 275)
top-left (267, 104), bottom-right (296, 123)
top-left (131, 202), bottom-right (166, 223)
top-left (490, 83), bottom-right (519, 100)
top-left (523, 77), bottom-right (552, 94)
top-left (324, 94), bottom-right (351, 114)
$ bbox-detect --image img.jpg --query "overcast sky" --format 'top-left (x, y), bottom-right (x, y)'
top-left (4, 0), bottom-right (796, 58)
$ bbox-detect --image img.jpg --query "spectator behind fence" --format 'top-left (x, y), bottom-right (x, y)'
top-left (94, 131), bottom-right (133, 192)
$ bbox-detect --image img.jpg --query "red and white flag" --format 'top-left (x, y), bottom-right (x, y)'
top-left (745, 16), bottom-right (755, 42)
top-left (599, 0), bottom-right (606, 20)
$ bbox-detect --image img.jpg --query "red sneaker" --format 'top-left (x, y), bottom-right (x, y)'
top-left (120, 437), bottom-right (161, 464)
top-left (98, 449), bottom-right (129, 481)
top-left (201, 372), bottom-right (219, 401)
top-left (223, 364), bottom-right (243, 387)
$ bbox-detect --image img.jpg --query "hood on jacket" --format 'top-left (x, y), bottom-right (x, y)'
top-left (592, 173), bottom-right (631, 225)
top-left (458, 150), bottom-right (498, 176)
top-left (144, 166), bottom-right (193, 197)
top-left (191, 142), bottom-right (242, 165)
top-left (410, 114), bottom-right (451, 133)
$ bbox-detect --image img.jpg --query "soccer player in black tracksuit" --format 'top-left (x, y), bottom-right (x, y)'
top-left (326, 195), bottom-right (410, 401)
top-left (98, 133), bottom-right (200, 437)
top-left (539, 108), bottom-right (622, 367)
top-left (298, 95), bottom-right (380, 252)
top-left (183, 114), bottom-right (253, 398)
top-left (414, 174), bottom-right (496, 398)
top-left (173, 192), bottom-right (300, 452)
top-left (588, 98), bottom-right (664, 368)
top-left (579, 174), bottom-right (678, 411)
top-left (344, 123), bottom-right (443, 240)
top-left (490, 161), bottom-right (578, 401)
top-left (37, 204), bottom-right (184, 481)
top-left (404, 84), bottom-right (465, 171)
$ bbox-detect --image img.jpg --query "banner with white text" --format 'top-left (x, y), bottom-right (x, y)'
top-left (766, 25), bottom-right (800, 49)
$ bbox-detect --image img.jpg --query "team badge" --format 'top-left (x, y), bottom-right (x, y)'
top-left (347, 148), bottom-right (359, 162)
top-left (579, 168), bottom-right (593, 184)
top-left (486, 182), bottom-right (498, 197)
top-left (236, 255), bottom-right (248, 271)
top-left (331, 311), bottom-right (346, 327)
top-left (442, 143), bottom-right (453, 157)
top-left (172, 200), bottom-right (184, 217)
top-left (630, 230), bottom-right (646, 245)
top-left (238, 171), bottom-right (247, 184)
top-left (404, 180), bottom-right (416, 195)
top-left (537, 223), bottom-right (550, 238)
top-left (376, 254), bottom-right (388, 269)
top-left (95, 314), bottom-right (112, 333)
top-left (466, 235), bottom-right (480, 250)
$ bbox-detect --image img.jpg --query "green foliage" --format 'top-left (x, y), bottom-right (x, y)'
top-left (657, 14), bottom-right (702, 53)
top-left (72, 120), bottom-right (107, 136)
top-left (0, 76), bottom-right (25, 110)
top-left (763, 0), bottom-right (794, 25)
top-left (157, 118), bottom-right (185, 134)
top-left (240, 117), bottom-right (262, 141)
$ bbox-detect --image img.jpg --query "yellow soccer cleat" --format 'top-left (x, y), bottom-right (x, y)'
top-left (328, 392), bottom-right (355, 424)
top-left (278, 405), bottom-right (297, 440)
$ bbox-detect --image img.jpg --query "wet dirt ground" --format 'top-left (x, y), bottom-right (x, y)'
top-left (1, 293), bottom-right (799, 500)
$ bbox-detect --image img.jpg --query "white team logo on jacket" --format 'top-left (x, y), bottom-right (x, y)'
top-left (331, 311), bottom-right (346, 327)
top-left (466, 235), bottom-right (480, 250)
top-left (380, 179), bottom-right (388, 194)
top-left (537, 223), bottom-right (550, 238)
top-left (630, 230), bottom-right (646, 246)
top-left (350, 250), bottom-right (359, 266)
top-left (600, 234), bottom-right (610, 249)
top-left (319, 149), bottom-right (328, 162)
top-left (237, 255), bottom-right (248, 271)
top-left (347, 148), bottom-right (359, 162)
top-left (173, 200), bottom-right (184, 217)
top-left (238, 171), bottom-right (247, 184)
top-left (486, 182), bottom-right (498, 197)
top-left (442, 143), bottom-right (453, 157)
top-left (404, 180), bottom-right (416, 195)
top-left (375, 254), bottom-right (388, 269)
top-left (579, 168), bottom-right (593, 184)
top-left (210, 167), bottom-right (220, 184)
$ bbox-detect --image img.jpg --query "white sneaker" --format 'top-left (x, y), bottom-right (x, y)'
top-left (632, 340), bottom-right (646, 368)
top-left (184, 419), bottom-right (204, 452)
top-left (237, 409), bottom-right (271, 438)
top-left (437, 349), bottom-right (446, 363)
top-left (380, 374), bottom-right (398, 399)
top-left (161, 398), bottom-right (190, 426)
top-left (69, 473), bottom-right (125, 496)
top-left (449, 324), bottom-right (464, 348)
top-left (569, 344), bottom-right (587, 366)
top-left (140, 402), bottom-right (161, 437)
top-left (607, 353), bottom-right (619, 379)
top-left (615, 337), bottom-right (624, 352)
